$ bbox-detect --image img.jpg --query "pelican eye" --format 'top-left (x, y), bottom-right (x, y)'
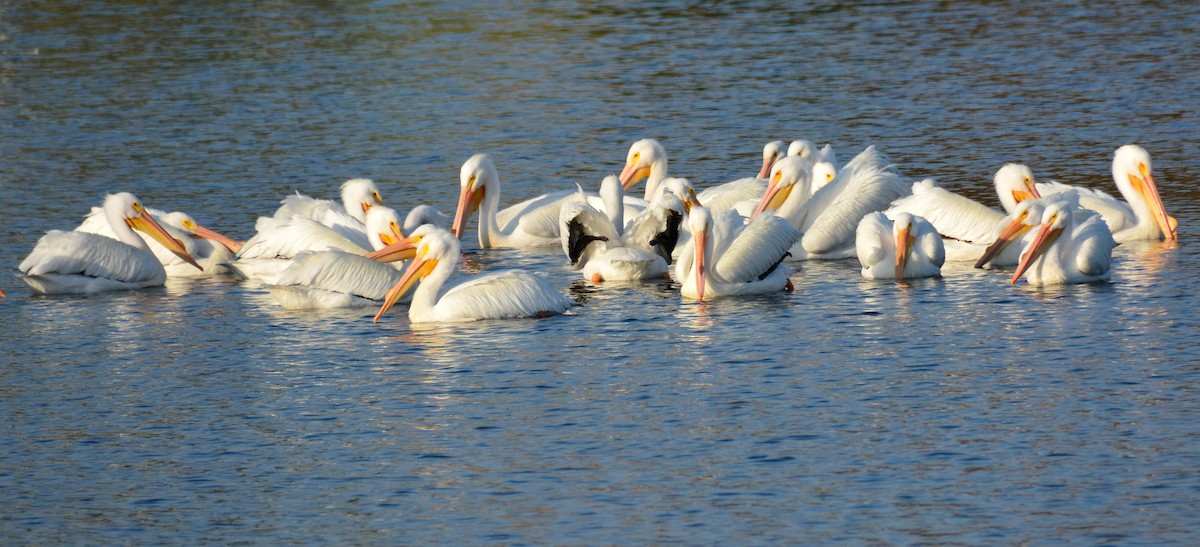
top-left (825, 172), bottom-right (835, 183)
top-left (771, 171), bottom-right (782, 184)
top-left (132, 202), bottom-right (144, 213)
top-left (1138, 163), bottom-right (1149, 177)
top-left (184, 220), bottom-right (197, 230)
top-left (373, 192), bottom-right (382, 204)
top-left (469, 174), bottom-right (476, 186)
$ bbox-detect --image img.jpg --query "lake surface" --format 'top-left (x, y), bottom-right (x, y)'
top-left (4, 1), bottom-right (1200, 543)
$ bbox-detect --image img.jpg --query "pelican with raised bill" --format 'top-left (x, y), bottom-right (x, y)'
top-left (1007, 200), bottom-right (1115, 286)
top-left (19, 192), bottom-right (201, 295)
top-left (675, 206), bottom-right (801, 301)
top-left (856, 212), bottom-right (945, 280)
top-left (1036, 144), bottom-right (1176, 242)
top-left (374, 229), bottom-right (575, 323)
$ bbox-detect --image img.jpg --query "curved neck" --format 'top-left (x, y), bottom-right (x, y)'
top-left (478, 179), bottom-right (504, 248)
top-left (107, 205), bottom-right (149, 251)
top-left (644, 157), bottom-right (669, 201)
top-left (410, 252), bottom-right (457, 321)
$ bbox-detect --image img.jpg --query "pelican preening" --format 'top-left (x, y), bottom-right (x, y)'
top-left (856, 212), bottom-right (945, 280)
top-left (374, 229), bottom-right (575, 323)
top-left (20, 193), bottom-right (201, 295)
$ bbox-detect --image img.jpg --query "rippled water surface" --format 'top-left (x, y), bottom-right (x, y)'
top-left (4, 1), bottom-right (1200, 543)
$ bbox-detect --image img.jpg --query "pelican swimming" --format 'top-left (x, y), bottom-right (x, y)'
top-left (752, 146), bottom-right (909, 259)
top-left (266, 225), bottom-right (433, 310)
top-left (271, 178), bottom-right (384, 249)
top-left (675, 206), bottom-right (801, 301)
top-left (1036, 144), bottom-right (1176, 242)
top-left (233, 205), bottom-right (404, 283)
top-left (373, 229), bottom-right (575, 323)
top-left (885, 164), bottom-right (1043, 260)
top-left (77, 208), bottom-right (241, 277)
top-left (618, 139), bottom-right (774, 213)
top-left (856, 212), bottom-right (945, 280)
top-left (19, 193), bottom-right (201, 295)
top-left (1007, 200), bottom-right (1115, 286)
top-left (560, 176), bottom-right (684, 282)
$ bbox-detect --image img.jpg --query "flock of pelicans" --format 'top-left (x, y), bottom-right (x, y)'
top-left (14, 139), bottom-right (1177, 323)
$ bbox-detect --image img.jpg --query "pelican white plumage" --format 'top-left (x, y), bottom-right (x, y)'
top-left (1036, 144), bottom-right (1176, 242)
top-left (233, 206), bottom-right (404, 284)
top-left (973, 197), bottom-right (1058, 270)
top-left (450, 153), bottom-right (640, 249)
top-left (266, 225), bottom-right (433, 310)
top-left (618, 139), bottom-right (776, 214)
top-left (403, 204), bottom-right (449, 234)
top-left (1007, 200), bottom-right (1115, 286)
top-left (77, 208), bottom-right (241, 277)
top-left (560, 176), bottom-right (684, 282)
top-left (885, 164), bottom-right (1043, 260)
top-left (19, 193), bottom-right (201, 295)
top-left (675, 206), bottom-right (801, 301)
top-left (856, 212), bottom-right (945, 280)
top-left (373, 229), bottom-right (575, 323)
top-left (272, 178), bottom-right (384, 249)
top-left (752, 146), bottom-right (910, 259)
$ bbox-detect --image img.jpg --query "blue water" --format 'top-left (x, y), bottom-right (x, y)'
top-left (4, 1), bottom-right (1200, 543)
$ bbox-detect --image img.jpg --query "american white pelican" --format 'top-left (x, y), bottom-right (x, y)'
top-left (788, 140), bottom-right (837, 168)
top-left (1036, 144), bottom-right (1176, 242)
top-left (450, 154), bottom-right (637, 249)
top-left (675, 206), bottom-right (801, 301)
top-left (560, 176), bottom-right (684, 282)
top-left (973, 197), bottom-right (1056, 269)
top-left (77, 208), bottom-right (241, 277)
top-left (856, 212), bottom-right (945, 280)
top-left (404, 204), bottom-right (449, 234)
top-left (19, 193), bottom-right (201, 295)
top-left (373, 229), bottom-right (575, 323)
top-left (272, 178), bottom-right (384, 249)
top-left (265, 226), bottom-right (434, 310)
top-left (1008, 200), bottom-right (1115, 286)
top-left (885, 164), bottom-right (1042, 260)
top-left (752, 146), bottom-right (910, 259)
top-left (618, 139), bottom-right (775, 213)
top-left (233, 205), bottom-right (404, 283)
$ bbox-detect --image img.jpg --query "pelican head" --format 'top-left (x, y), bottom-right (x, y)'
top-left (751, 156), bottom-right (807, 219)
top-left (787, 139), bottom-right (815, 159)
top-left (687, 206), bottom-right (713, 301)
top-left (451, 153), bottom-right (496, 239)
top-left (110, 193), bottom-right (202, 271)
top-left (994, 164), bottom-right (1041, 213)
top-left (403, 204), bottom-right (449, 234)
top-left (811, 160), bottom-right (837, 194)
top-left (893, 212), bottom-right (915, 281)
top-left (340, 178), bottom-right (383, 224)
top-left (364, 206), bottom-right (404, 252)
top-left (160, 211), bottom-right (244, 254)
top-left (656, 177), bottom-right (701, 213)
top-left (374, 229), bottom-right (458, 323)
top-left (366, 222), bottom-right (439, 264)
top-left (1112, 144), bottom-right (1175, 240)
top-left (758, 140), bottom-right (786, 179)
top-left (974, 198), bottom-right (1046, 269)
top-left (618, 139), bottom-right (666, 191)
top-left (1011, 202), bottom-right (1071, 284)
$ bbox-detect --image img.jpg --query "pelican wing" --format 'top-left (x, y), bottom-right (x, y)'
top-left (559, 196), bottom-right (619, 267)
top-left (797, 146), bottom-right (909, 254)
top-left (1036, 180), bottom-right (1134, 234)
top-left (1072, 213), bottom-right (1116, 277)
top-left (885, 179), bottom-right (1004, 244)
top-left (623, 198), bottom-right (684, 264)
top-left (238, 217), bottom-right (367, 260)
top-left (497, 189), bottom-right (574, 240)
top-left (697, 177), bottom-right (767, 213)
top-left (714, 213), bottom-right (802, 283)
top-left (439, 270), bottom-right (573, 321)
top-left (854, 211), bottom-right (892, 269)
top-left (274, 249), bottom-right (403, 300)
top-left (20, 230), bottom-right (164, 283)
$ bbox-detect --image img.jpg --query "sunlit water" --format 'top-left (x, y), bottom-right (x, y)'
top-left (3, 2), bottom-right (1200, 543)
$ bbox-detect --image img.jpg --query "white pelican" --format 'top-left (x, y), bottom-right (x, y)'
top-left (560, 176), bottom-right (684, 282)
top-left (272, 178), bottom-right (384, 249)
top-left (885, 164), bottom-right (1042, 260)
top-left (675, 206), bottom-right (801, 301)
top-left (404, 204), bottom-right (449, 234)
top-left (788, 140), bottom-right (837, 169)
top-left (233, 205), bottom-right (404, 283)
top-left (973, 197), bottom-right (1055, 269)
top-left (373, 229), bottom-right (575, 323)
top-left (19, 193), bottom-right (201, 295)
top-left (77, 208), bottom-right (241, 277)
top-left (618, 139), bottom-right (774, 213)
top-left (450, 154), bottom-right (640, 249)
top-left (1036, 144), bottom-right (1176, 242)
top-left (266, 226), bottom-right (432, 310)
top-left (1008, 200), bottom-right (1115, 286)
top-left (752, 146), bottom-right (910, 259)
top-left (856, 212), bottom-right (945, 280)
